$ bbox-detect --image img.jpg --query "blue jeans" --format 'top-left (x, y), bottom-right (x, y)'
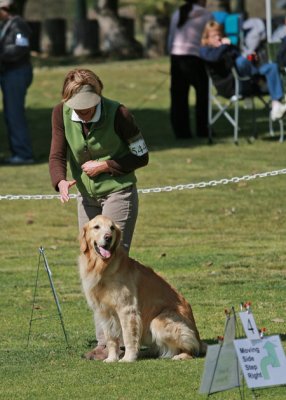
top-left (235, 56), bottom-right (283, 100)
top-left (0, 63), bottom-right (33, 159)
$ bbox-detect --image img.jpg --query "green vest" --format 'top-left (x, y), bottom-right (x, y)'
top-left (63, 97), bottom-right (136, 197)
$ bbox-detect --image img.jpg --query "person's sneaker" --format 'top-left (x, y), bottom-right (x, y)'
top-left (3, 156), bottom-right (34, 165)
top-left (271, 102), bottom-right (286, 121)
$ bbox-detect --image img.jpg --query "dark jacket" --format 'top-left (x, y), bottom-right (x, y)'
top-left (199, 44), bottom-right (240, 99)
top-left (199, 43), bottom-right (240, 68)
top-left (0, 16), bottom-right (32, 72)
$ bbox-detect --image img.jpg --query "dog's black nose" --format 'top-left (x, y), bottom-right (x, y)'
top-left (104, 234), bottom-right (112, 243)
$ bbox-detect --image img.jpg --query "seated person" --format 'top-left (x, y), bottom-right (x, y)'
top-left (200, 21), bottom-right (286, 121)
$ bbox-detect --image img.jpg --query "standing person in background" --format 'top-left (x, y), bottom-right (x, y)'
top-left (0, 0), bottom-right (34, 165)
top-left (49, 68), bottom-right (149, 360)
top-left (168, 0), bottom-right (212, 139)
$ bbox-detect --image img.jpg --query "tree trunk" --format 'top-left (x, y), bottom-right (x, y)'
top-left (72, 0), bottom-right (100, 56)
top-left (95, 0), bottom-right (143, 59)
top-left (207, 0), bottom-right (231, 12)
top-left (232, 0), bottom-right (246, 13)
top-left (75, 0), bottom-right (87, 19)
top-left (43, 18), bottom-right (66, 56)
top-left (72, 19), bottom-right (100, 56)
top-left (14, 0), bottom-right (28, 16)
top-left (143, 15), bottom-right (169, 58)
top-left (207, 0), bottom-right (246, 13)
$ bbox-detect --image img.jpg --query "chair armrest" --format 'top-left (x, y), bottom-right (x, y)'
top-left (231, 67), bottom-right (251, 81)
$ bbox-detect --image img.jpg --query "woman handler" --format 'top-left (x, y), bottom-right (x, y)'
top-left (49, 68), bottom-right (149, 359)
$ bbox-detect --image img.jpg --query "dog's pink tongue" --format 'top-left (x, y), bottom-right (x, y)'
top-left (99, 246), bottom-right (111, 259)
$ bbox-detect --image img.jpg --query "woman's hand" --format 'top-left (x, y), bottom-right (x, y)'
top-left (81, 160), bottom-right (109, 177)
top-left (58, 179), bottom-right (77, 203)
top-left (221, 37), bottom-right (231, 45)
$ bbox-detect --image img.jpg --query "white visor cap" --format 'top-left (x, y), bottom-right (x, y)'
top-left (65, 85), bottom-right (101, 110)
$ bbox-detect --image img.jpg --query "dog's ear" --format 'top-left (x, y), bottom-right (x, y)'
top-left (79, 224), bottom-right (88, 253)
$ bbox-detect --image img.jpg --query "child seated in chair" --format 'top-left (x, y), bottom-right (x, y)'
top-left (199, 21), bottom-right (286, 121)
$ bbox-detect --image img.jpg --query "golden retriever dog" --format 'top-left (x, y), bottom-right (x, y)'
top-left (79, 215), bottom-right (206, 362)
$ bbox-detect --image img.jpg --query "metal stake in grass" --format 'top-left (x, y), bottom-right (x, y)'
top-left (27, 246), bottom-right (69, 348)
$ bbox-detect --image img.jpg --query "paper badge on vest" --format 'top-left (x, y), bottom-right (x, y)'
top-left (128, 136), bottom-right (148, 156)
top-left (15, 33), bottom-right (29, 47)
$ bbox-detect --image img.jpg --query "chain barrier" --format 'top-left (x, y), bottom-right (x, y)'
top-left (0, 168), bottom-right (285, 201)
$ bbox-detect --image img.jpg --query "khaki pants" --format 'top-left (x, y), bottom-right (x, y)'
top-left (77, 185), bottom-right (138, 345)
top-left (77, 185), bottom-right (138, 251)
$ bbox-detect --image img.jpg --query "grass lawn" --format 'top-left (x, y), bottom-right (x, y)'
top-left (0, 56), bottom-right (285, 400)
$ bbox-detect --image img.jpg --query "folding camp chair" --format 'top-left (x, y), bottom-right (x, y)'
top-left (205, 60), bottom-right (284, 143)
top-left (212, 12), bottom-right (243, 46)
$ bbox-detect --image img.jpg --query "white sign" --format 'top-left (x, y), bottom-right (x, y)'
top-left (234, 336), bottom-right (286, 388)
top-left (199, 343), bottom-right (241, 394)
top-left (239, 311), bottom-right (260, 340)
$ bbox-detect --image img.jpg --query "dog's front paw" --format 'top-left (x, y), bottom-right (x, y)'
top-left (119, 354), bottom-right (137, 362)
top-left (103, 356), bottom-right (119, 363)
top-left (84, 345), bottom-right (108, 361)
top-left (172, 352), bottom-right (193, 360)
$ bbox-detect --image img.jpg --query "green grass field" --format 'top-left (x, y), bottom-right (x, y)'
top-left (0, 57), bottom-right (285, 399)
